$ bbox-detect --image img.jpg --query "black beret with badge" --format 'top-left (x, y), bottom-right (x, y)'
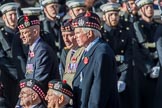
top-left (66, 0), bottom-right (85, 9)
top-left (48, 80), bottom-right (73, 98)
top-left (17, 15), bottom-right (40, 30)
top-left (19, 79), bottom-right (46, 100)
top-left (72, 11), bottom-right (101, 31)
top-left (61, 19), bottom-right (74, 32)
top-left (0, 2), bottom-right (20, 14)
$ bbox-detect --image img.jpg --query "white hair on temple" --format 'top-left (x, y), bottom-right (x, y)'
top-left (81, 27), bottom-right (102, 37)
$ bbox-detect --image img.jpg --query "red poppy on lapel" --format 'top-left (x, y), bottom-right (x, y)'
top-left (83, 57), bottom-right (89, 64)
top-left (72, 57), bottom-right (77, 63)
top-left (29, 51), bottom-right (35, 58)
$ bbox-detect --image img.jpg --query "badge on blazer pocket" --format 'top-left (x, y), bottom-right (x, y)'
top-left (26, 64), bottom-right (34, 74)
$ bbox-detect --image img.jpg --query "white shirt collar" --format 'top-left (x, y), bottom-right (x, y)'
top-left (85, 37), bottom-right (99, 52)
top-left (29, 37), bottom-right (40, 51)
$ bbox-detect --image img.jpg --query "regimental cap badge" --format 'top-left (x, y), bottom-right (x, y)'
top-left (54, 82), bottom-right (62, 90)
top-left (27, 80), bottom-right (33, 87)
top-left (78, 19), bottom-right (85, 26)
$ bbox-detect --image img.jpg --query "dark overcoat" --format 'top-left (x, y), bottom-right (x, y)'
top-left (72, 39), bottom-right (119, 108)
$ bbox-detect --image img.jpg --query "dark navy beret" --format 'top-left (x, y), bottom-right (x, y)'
top-left (72, 11), bottom-right (101, 31)
top-left (48, 80), bottom-right (73, 98)
top-left (17, 15), bottom-right (40, 30)
top-left (19, 79), bottom-right (46, 100)
top-left (61, 19), bottom-right (74, 32)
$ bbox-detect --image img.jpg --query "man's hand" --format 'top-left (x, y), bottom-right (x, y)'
top-left (150, 66), bottom-right (160, 78)
top-left (117, 81), bottom-right (126, 93)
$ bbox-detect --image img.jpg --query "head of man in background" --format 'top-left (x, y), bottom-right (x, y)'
top-left (121, 0), bottom-right (138, 15)
top-left (41, 0), bottom-right (60, 21)
top-left (66, 0), bottom-right (86, 19)
top-left (0, 2), bottom-right (20, 29)
top-left (61, 19), bottom-right (78, 49)
top-left (100, 3), bottom-right (120, 27)
top-left (136, 0), bottom-right (154, 22)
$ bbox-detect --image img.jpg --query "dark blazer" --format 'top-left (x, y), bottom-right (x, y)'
top-left (26, 38), bottom-right (60, 89)
top-left (72, 39), bottom-right (119, 108)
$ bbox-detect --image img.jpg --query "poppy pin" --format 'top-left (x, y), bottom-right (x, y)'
top-left (85, 11), bottom-right (91, 17)
top-left (83, 57), bottom-right (89, 64)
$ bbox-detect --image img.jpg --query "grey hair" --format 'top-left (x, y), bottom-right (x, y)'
top-left (81, 28), bottom-right (102, 37)
top-left (53, 90), bottom-right (71, 105)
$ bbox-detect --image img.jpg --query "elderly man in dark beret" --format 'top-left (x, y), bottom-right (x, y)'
top-left (17, 15), bottom-right (60, 90)
top-left (60, 19), bottom-right (84, 87)
top-left (18, 79), bottom-right (46, 108)
top-left (45, 80), bottom-right (73, 108)
top-left (72, 11), bottom-right (119, 108)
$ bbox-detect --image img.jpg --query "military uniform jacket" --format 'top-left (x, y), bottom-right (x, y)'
top-left (72, 39), bottom-right (119, 108)
top-left (26, 38), bottom-right (60, 88)
top-left (0, 26), bottom-right (19, 80)
top-left (102, 24), bottom-right (132, 67)
top-left (40, 19), bottom-right (64, 56)
top-left (133, 19), bottom-right (160, 74)
top-left (64, 47), bottom-right (84, 86)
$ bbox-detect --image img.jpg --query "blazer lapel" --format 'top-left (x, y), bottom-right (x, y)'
top-left (33, 38), bottom-right (42, 53)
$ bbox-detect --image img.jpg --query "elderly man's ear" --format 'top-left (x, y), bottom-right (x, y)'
top-left (32, 93), bottom-right (38, 100)
top-left (58, 95), bottom-right (64, 104)
top-left (87, 30), bottom-right (94, 38)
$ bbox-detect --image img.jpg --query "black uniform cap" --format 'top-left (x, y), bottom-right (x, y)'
top-left (48, 80), bottom-right (73, 98)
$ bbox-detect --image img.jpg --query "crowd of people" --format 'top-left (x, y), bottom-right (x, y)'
top-left (0, 0), bottom-right (162, 108)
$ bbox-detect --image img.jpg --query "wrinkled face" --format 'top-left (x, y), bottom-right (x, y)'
top-left (45, 89), bottom-right (60, 108)
top-left (19, 27), bottom-right (35, 45)
top-left (19, 87), bottom-right (34, 107)
top-left (74, 28), bottom-right (89, 47)
top-left (105, 11), bottom-right (119, 27)
top-left (128, 0), bottom-right (138, 14)
top-left (3, 10), bottom-right (17, 28)
top-left (62, 31), bottom-right (77, 48)
top-left (69, 7), bottom-right (86, 19)
top-left (44, 3), bottom-right (60, 18)
top-left (140, 4), bottom-right (154, 18)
